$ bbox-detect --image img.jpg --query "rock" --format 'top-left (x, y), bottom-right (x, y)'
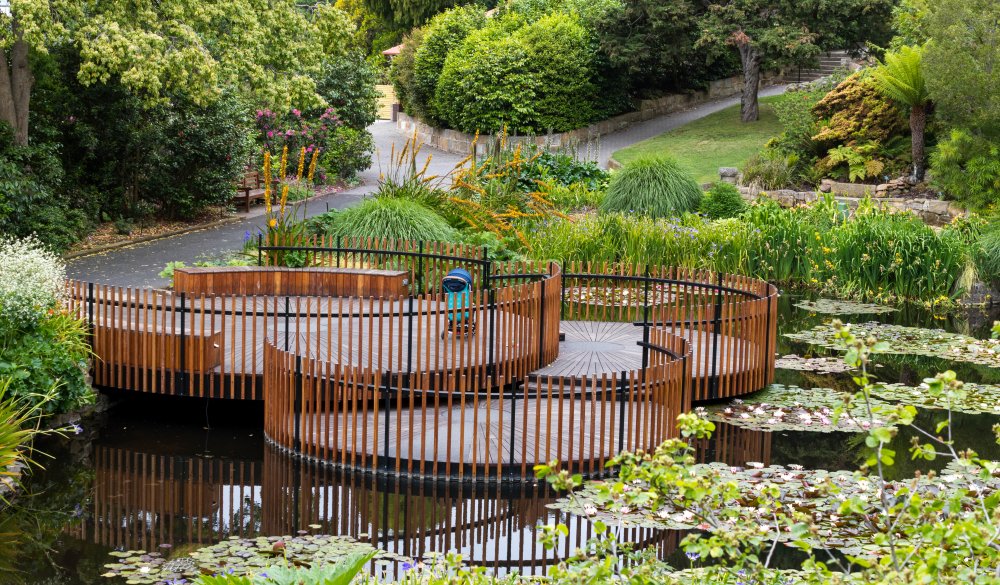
top-left (819, 179), bottom-right (833, 193)
top-left (719, 167), bottom-right (739, 184)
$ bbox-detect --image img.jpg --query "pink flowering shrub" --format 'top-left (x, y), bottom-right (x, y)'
top-left (255, 107), bottom-right (342, 158)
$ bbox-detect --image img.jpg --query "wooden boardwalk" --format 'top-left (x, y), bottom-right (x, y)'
top-left (532, 321), bottom-right (754, 379)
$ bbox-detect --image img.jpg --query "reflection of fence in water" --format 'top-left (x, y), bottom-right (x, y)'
top-left (73, 446), bottom-right (687, 574)
top-left (693, 422), bottom-right (773, 467)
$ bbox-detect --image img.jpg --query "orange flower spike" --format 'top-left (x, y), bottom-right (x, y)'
top-left (297, 147), bottom-right (306, 180)
top-left (307, 149), bottom-right (319, 182)
top-left (280, 145), bottom-right (288, 179)
top-left (280, 183), bottom-right (289, 215)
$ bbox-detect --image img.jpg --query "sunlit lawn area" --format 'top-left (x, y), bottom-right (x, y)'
top-left (612, 96), bottom-right (783, 184)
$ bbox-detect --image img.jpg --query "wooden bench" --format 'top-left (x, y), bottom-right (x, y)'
top-left (173, 266), bottom-right (411, 298)
top-left (93, 320), bottom-right (223, 374)
top-left (232, 171), bottom-right (268, 213)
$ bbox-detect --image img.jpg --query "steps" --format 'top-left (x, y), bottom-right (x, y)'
top-left (783, 50), bottom-right (858, 83)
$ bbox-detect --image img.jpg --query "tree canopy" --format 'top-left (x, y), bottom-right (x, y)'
top-left (1, 0), bottom-right (354, 145)
top-left (697, 0), bottom-right (894, 122)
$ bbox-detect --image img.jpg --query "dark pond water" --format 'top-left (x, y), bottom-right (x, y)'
top-left (5, 296), bottom-right (999, 584)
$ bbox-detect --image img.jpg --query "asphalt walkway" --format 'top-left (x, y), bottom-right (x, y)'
top-left (68, 86), bottom-right (786, 288)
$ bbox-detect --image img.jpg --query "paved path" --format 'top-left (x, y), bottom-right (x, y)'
top-left (68, 87), bottom-right (786, 288)
top-left (67, 122), bottom-right (466, 288)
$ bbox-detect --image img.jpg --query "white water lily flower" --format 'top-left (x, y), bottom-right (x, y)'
top-left (740, 413), bottom-right (751, 419)
top-left (724, 407), bottom-right (733, 414)
top-left (747, 462), bottom-right (764, 469)
top-left (584, 505), bottom-right (597, 516)
top-left (789, 464), bottom-right (804, 471)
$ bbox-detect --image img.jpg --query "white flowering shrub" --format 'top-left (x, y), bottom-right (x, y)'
top-left (0, 235), bottom-right (67, 327)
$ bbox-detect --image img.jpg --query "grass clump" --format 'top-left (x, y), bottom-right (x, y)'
top-left (600, 157), bottom-right (702, 218)
top-left (700, 183), bottom-right (747, 219)
top-left (310, 197), bottom-right (457, 243)
top-left (974, 226), bottom-right (1000, 286)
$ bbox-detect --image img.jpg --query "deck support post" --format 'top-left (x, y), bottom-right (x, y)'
top-left (284, 296), bottom-right (291, 351)
top-left (417, 241), bottom-right (424, 294)
top-left (641, 267), bottom-right (650, 371)
top-left (383, 370), bottom-right (391, 472)
top-left (537, 277), bottom-right (546, 369)
top-left (508, 380), bottom-right (517, 479)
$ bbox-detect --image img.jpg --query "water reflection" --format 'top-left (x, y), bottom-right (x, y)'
top-left (23, 410), bottom-right (771, 583)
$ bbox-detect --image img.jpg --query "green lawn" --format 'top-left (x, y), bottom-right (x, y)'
top-left (612, 96), bottom-right (783, 184)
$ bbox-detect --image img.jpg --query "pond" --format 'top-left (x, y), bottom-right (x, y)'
top-left (6, 295), bottom-right (1000, 584)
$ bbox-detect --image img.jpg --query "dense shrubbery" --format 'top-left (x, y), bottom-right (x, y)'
top-left (412, 6), bottom-right (486, 124)
top-left (974, 225), bottom-right (1000, 287)
top-left (600, 158), bottom-right (702, 218)
top-left (0, 237), bottom-right (92, 415)
top-left (700, 182), bottom-right (747, 219)
top-left (525, 197), bottom-right (970, 305)
top-left (931, 130), bottom-right (1000, 211)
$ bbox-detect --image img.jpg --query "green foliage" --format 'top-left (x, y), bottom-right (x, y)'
top-left (739, 151), bottom-right (798, 190)
top-left (434, 28), bottom-right (538, 134)
top-left (870, 45), bottom-right (929, 109)
top-left (316, 50), bottom-right (380, 130)
top-left (321, 126), bottom-right (375, 180)
top-left (0, 377), bottom-right (63, 504)
top-left (0, 311), bottom-right (93, 416)
top-left (700, 182), bottom-right (746, 219)
top-left (811, 73), bottom-right (908, 148)
top-left (360, 0), bottom-right (466, 28)
top-left (309, 197), bottom-right (457, 242)
top-left (890, 0), bottom-right (930, 47)
top-left (930, 129), bottom-right (1000, 210)
top-left (190, 551), bottom-right (375, 585)
top-left (818, 142), bottom-right (889, 182)
top-left (600, 158), bottom-right (702, 218)
top-left (513, 13), bottom-right (598, 132)
top-left (524, 151), bottom-right (608, 192)
top-left (923, 0), bottom-right (1000, 137)
top-left (543, 183), bottom-right (605, 213)
top-left (0, 126), bottom-right (90, 252)
top-left (388, 27), bottom-right (427, 118)
top-left (974, 226), bottom-right (1000, 287)
top-left (412, 5), bottom-right (485, 123)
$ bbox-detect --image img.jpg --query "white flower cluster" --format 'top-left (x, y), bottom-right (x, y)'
top-left (0, 235), bottom-right (66, 327)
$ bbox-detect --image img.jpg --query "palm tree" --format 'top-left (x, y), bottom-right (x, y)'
top-left (870, 45), bottom-right (931, 182)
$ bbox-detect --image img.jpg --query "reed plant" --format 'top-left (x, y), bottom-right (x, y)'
top-left (600, 157), bottom-right (702, 218)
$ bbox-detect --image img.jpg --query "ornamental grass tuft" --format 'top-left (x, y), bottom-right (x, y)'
top-left (600, 157), bottom-right (702, 219)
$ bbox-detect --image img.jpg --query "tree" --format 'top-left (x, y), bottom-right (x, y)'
top-left (361, 0), bottom-right (470, 29)
top-left (923, 0), bottom-right (1000, 138)
top-left (870, 45), bottom-right (930, 181)
top-left (697, 0), bottom-right (894, 123)
top-left (1, 0), bottom-right (349, 146)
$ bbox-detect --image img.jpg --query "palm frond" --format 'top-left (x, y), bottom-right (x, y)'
top-left (870, 45), bottom-right (929, 107)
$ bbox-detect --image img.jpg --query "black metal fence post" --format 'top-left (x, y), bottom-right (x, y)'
top-left (178, 293), bottom-right (187, 396)
top-left (383, 371), bottom-right (392, 472)
top-left (257, 233), bottom-right (263, 266)
top-left (482, 246), bottom-right (491, 291)
top-left (487, 289), bottom-right (496, 377)
top-left (709, 273), bottom-right (724, 400)
top-left (417, 241), bottom-right (424, 294)
top-left (641, 268), bottom-right (650, 370)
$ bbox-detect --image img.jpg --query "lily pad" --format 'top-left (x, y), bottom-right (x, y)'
top-left (794, 299), bottom-right (896, 315)
top-left (99, 535), bottom-right (395, 584)
top-left (872, 381), bottom-right (1000, 415)
top-left (701, 385), bottom-right (892, 433)
top-left (785, 322), bottom-right (1000, 369)
top-left (775, 354), bottom-right (856, 375)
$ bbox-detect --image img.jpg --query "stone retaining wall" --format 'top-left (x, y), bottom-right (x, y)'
top-left (736, 186), bottom-right (965, 227)
top-left (396, 73), bottom-right (781, 155)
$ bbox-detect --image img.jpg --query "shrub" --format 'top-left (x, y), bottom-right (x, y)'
top-left (435, 29), bottom-right (539, 134)
top-left (811, 73), bottom-right (908, 147)
top-left (931, 129), bottom-right (1000, 211)
top-left (0, 236), bottom-right (66, 328)
top-left (740, 152), bottom-right (797, 190)
top-left (309, 197), bottom-right (457, 242)
top-left (315, 50), bottom-right (380, 130)
top-left (974, 226), bottom-right (1000, 286)
top-left (389, 27), bottom-right (426, 118)
top-left (543, 183), bottom-right (605, 212)
top-left (321, 126), bottom-right (375, 180)
top-left (600, 158), bottom-right (702, 218)
top-left (700, 182), bottom-right (747, 219)
top-left (412, 6), bottom-right (486, 124)
top-left (512, 13), bottom-right (598, 132)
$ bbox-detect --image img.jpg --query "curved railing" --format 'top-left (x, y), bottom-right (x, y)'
top-left (263, 323), bottom-right (689, 481)
top-left (64, 237), bottom-right (777, 481)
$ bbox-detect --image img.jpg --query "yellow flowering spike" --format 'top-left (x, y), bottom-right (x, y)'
top-left (280, 183), bottom-right (290, 215)
top-left (297, 147), bottom-right (306, 180)
top-left (307, 149), bottom-right (320, 182)
top-left (280, 145), bottom-right (288, 179)
top-left (269, 218), bottom-right (277, 228)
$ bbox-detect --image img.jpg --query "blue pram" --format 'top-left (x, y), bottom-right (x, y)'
top-left (441, 268), bottom-right (476, 338)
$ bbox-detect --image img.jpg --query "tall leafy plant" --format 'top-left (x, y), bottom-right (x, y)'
top-left (600, 158), bottom-right (702, 218)
top-left (869, 45), bottom-right (931, 181)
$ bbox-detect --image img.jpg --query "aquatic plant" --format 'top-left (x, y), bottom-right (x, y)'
top-left (793, 298), bottom-right (896, 315)
top-left (775, 354), bottom-right (855, 375)
top-left (600, 157), bottom-right (703, 219)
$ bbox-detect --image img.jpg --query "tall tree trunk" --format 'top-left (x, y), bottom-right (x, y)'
top-left (0, 24), bottom-right (33, 146)
top-left (910, 103), bottom-right (926, 182)
top-left (738, 42), bottom-right (762, 123)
